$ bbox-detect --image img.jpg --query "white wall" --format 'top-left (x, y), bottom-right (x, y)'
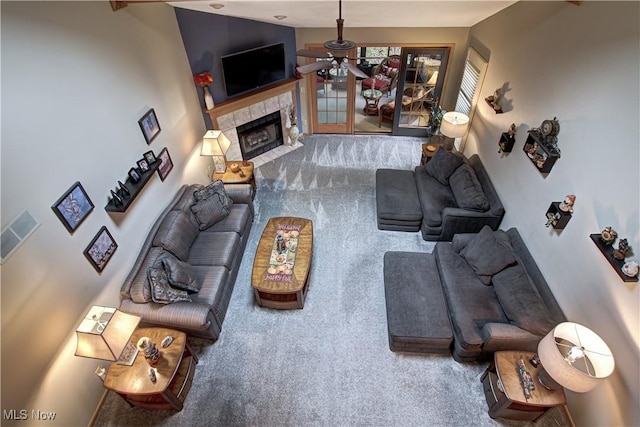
top-left (466, 2), bottom-right (639, 426)
top-left (1, 2), bottom-right (209, 425)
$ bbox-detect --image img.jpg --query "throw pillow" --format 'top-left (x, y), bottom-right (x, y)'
top-left (153, 210), bottom-right (199, 261)
top-left (449, 163), bottom-right (490, 211)
top-left (159, 254), bottom-right (201, 293)
top-left (460, 226), bottom-right (517, 285)
top-left (492, 263), bottom-right (556, 336)
top-left (190, 180), bottom-right (234, 231)
top-left (424, 147), bottom-right (465, 185)
top-left (147, 267), bottom-right (191, 304)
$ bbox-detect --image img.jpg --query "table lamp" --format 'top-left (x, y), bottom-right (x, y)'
top-left (75, 306), bottom-right (141, 365)
top-left (202, 130), bottom-right (232, 173)
top-left (537, 322), bottom-right (615, 393)
top-left (440, 111), bottom-right (469, 151)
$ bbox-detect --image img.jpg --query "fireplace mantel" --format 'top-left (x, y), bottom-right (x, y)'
top-left (206, 78), bottom-right (298, 128)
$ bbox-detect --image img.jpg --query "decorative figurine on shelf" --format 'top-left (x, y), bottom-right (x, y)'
top-left (622, 260), bottom-right (639, 278)
top-left (485, 88), bottom-right (503, 113)
top-left (600, 226), bottom-right (618, 245)
top-left (612, 238), bottom-right (630, 260)
top-left (545, 212), bottom-right (561, 228)
top-left (559, 194), bottom-right (576, 213)
top-left (507, 123), bottom-right (516, 138)
top-left (286, 103), bottom-right (300, 145)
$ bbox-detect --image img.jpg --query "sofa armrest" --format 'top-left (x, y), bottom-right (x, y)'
top-left (439, 207), bottom-right (504, 241)
top-left (481, 322), bottom-right (541, 354)
top-left (120, 299), bottom-right (217, 333)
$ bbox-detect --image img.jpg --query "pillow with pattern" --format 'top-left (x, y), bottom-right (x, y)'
top-left (147, 267), bottom-right (191, 304)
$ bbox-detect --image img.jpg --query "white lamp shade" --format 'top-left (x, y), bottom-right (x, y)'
top-left (440, 111), bottom-right (469, 138)
top-left (201, 130), bottom-right (231, 156)
top-left (537, 322), bottom-right (615, 393)
top-left (75, 306), bottom-right (140, 361)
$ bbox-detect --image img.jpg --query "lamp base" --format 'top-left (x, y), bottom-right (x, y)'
top-left (538, 368), bottom-right (563, 390)
top-left (212, 156), bottom-right (227, 173)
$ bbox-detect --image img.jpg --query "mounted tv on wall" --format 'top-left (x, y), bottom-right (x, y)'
top-left (221, 42), bottom-right (286, 98)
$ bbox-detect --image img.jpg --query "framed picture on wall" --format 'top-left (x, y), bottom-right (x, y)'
top-left (157, 147), bottom-right (173, 182)
top-left (143, 150), bottom-right (156, 164)
top-left (138, 108), bottom-right (161, 144)
top-left (51, 181), bottom-right (95, 234)
top-left (84, 226), bottom-right (118, 273)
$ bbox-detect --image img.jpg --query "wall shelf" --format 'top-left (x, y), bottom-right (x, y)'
top-left (523, 131), bottom-right (560, 174)
top-left (105, 162), bottom-right (160, 212)
top-left (545, 202), bottom-right (571, 229)
top-left (589, 234), bottom-right (638, 282)
top-left (498, 132), bottom-right (515, 153)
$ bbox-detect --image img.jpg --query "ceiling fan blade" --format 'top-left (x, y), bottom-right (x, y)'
top-left (296, 61), bottom-right (332, 75)
top-left (344, 62), bottom-right (369, 79)
top-left (297, 49), bottom-right (330, 59)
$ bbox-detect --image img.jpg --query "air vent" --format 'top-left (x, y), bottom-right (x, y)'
top-left (1, 210), bottom-right (40, 263)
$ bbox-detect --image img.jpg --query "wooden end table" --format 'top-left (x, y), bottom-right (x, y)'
top-left (211, 161), bottom-right (256, 199)
top-left (481, 351), bottom-right (567, 422)
top-left (251, 217), bottom-right (313, 309)
top-left (104, 327), bottom-right (197, 411)
top-left (362, 89), bottom-right (383, 116)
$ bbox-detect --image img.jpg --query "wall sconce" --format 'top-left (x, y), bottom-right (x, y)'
top-left (440, 111), bottom-right (469, 151)
top-left (75, 306), bottom-right (141, 366)
top-left (537, 322), bottom-right (615, 392)
top-left (201, 130), bottom-right (231, 173)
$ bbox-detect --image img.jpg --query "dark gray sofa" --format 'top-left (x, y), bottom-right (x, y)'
top-left (376, 149), bottom-right (505, 241)
top-left (119, 183), bottom-right (253, 340)
top-left (384, 227), bottom-right (566, 362)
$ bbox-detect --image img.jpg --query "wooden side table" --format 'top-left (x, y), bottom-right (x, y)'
top-left (362, 89), bottom-right (383, 116)
top-left (421, 143), bottom-right (439, 165)
top-left (212, 161), bottom-right (256, 199)
top-left (104, 327), bottom-right (198, 411)
top-left (481, 351), bottom-right (567, 422)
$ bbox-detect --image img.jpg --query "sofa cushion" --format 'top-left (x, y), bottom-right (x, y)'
top-left (449, 164), bottom-right (490, 212)
top-left (414, 166), bottom-right (457, 227)
top-left (492, 262), bottom-right (556, 336)
top-left (206, 204), bottom-right (252, 236)
top-left (191, 180), bottom-right (234, 231)
top-left (425, 147), bottom-right (465, 185)
top-left (147, 267), bottom-right (192, 304)
top-left (160, 253), bottom-right (201, 293)
top-left (459, 226), bottom-right (516, 285)
top-left (153, 210), bottom-right (199, 261)
top-left (187, 231), bottom-right (240, 269)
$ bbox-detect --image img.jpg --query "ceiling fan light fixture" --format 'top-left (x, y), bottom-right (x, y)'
top-left (209, 3), bottom-right (224, 10)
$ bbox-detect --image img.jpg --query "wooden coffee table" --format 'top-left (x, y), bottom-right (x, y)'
top-left (251, 217), bottom-right (313, 309)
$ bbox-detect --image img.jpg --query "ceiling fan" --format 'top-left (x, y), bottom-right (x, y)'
top-left (296, 0), bottom-right (368, 79)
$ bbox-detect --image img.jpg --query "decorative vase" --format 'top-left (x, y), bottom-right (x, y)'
top-left (203, 86), bottom-right (214, 110)
top-left (288, 125), bottom-right (300, 145)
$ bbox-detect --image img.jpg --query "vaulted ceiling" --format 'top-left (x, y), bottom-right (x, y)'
top-left (166, 0), bottom-right (518, 28)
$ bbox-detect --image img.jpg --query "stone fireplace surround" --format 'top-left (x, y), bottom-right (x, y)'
top-left (206, 79), bottom-right (301, 168)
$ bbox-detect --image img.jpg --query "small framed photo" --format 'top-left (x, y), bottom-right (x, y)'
top-left (144, 150), bottom-right (156, 164)
top-left (84, 226), bottom-right (118, 273)
top-left (137, 159), bottom-right (149, 172)
top-left (157, 147), bottom-right (173, 182)
top-left (51, 181), bottom-right (95, 234)
top-left (128, 167), bottom-right (141, 183)
top-left (138, 108), bottom-right (161, 145)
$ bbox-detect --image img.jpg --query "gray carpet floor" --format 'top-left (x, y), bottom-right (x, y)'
top-left (93, 135), bottom-right (570, 427)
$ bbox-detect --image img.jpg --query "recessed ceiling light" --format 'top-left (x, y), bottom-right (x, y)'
top-left (209, 3), bottom-right (224, 9)
top-left (274, 15), bottom-right (287, 21)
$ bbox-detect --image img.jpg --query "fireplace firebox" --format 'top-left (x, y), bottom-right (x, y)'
top-left (236, 111), bottom-right (283, 160)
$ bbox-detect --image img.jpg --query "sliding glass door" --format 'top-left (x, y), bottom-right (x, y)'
top-left (392, 47), bottom-right (450, 137)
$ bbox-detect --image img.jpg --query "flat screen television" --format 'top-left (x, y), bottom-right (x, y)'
top-left (221, 42), bottom-right (286, 98)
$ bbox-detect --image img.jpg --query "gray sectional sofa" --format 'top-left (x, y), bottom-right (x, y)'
top-left (377, 148), bottom-right (505, 241)
top-left (119, 183), bottom-right (253, 340)
top-left (384, 227), bottom-right (566, 362)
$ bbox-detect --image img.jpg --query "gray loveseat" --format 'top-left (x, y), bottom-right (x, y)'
top-left (384, 227), bottom-right (566, 362)
top-left (377, 148), bottom-right (505, 241)
top-left (119, 183), bottom-right (253, 340)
